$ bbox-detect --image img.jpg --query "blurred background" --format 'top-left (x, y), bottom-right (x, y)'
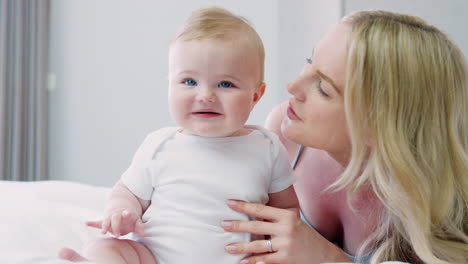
top-left (1, 0), bottom-right (467, 186)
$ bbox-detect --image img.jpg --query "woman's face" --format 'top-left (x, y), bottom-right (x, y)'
top-left (282, 22), bottom-right (351, 162)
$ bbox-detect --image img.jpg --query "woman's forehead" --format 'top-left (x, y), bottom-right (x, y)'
top-left (313, 23), bottom-right (349, 91)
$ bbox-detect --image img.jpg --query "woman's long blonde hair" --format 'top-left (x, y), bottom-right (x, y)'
top-left (335, 10), bottom-right (468, 263)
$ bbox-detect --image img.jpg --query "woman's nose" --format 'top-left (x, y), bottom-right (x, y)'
top-left (287, 78), bottom-right (305, 102)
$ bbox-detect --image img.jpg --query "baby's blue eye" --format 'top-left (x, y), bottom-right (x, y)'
top-left (218, 81), bottom-right (233, 88)
top-left (184, 79), bottom-right (197, 86)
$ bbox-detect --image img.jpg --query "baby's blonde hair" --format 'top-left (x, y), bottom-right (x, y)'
top-left (335, 10), bottom-right (468, 263)
top-left (174, 7), bottom-right (265, 81)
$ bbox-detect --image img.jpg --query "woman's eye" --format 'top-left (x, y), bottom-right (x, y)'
top-left (218, 81), bottom-right (234, 88)
top-left (317, 80), bottom-right (329, 98)
top-left (184, 79), bottom-right (197, 86)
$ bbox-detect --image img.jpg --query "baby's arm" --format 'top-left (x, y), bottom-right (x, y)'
top-left (267, 185), bottom-right (299, 209)
top-left (86, 180), bottom-right (150, 237)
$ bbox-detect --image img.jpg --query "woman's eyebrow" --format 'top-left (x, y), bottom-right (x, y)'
top-left (317, 70), bottom-right (341, 94)
top-left (310, 47), bottom-right (341, 94)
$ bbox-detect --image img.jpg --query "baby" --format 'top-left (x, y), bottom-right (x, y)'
top-left (60, 7), bottom-right (297, 264)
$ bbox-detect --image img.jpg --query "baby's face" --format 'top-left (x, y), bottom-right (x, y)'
top-left (167, 39), bottom-right (264, 137)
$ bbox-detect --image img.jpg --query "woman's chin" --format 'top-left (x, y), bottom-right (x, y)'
top-left (282, 122), bottom-right (305, 145)
top-left (281, 117), bottom-right (296, 135)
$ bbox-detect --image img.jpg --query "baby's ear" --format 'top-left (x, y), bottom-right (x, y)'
top-left (253, 82), bottom-right (266, 103)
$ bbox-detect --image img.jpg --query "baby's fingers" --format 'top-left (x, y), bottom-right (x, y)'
top-left (122, 210), bottom-right (146, 237)
top-left (111, 213), bottom-right (123, 237)
top-left (101, 218), bottom-right (111, 235)
top-left (134, 219), bottom-right (147, 237)
top-left (85, 220), bottom-right (103, 229)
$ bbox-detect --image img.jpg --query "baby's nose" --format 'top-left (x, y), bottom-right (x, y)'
top-left (197, 88), bottom-right (217, 103)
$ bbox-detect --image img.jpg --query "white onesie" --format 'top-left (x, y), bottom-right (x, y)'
top-left (121, 125), bottom-right (295, 264)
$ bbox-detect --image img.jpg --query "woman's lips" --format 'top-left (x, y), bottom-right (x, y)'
top-left (287, 104), bottom-right (301, 121)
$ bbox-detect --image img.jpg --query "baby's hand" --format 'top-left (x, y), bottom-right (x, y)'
top-left (86, 209), bottom-right (146, 237)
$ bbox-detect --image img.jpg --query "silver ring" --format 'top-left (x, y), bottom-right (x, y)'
top-left (266, 239), bottom-right (273, 252)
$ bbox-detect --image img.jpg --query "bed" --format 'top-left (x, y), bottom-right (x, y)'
top-left (1, 180), bottom-right (408, 264)
top-left (0, 180), bottom-right (111, 264)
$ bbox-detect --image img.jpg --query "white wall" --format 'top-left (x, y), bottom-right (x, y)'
top-left (49, 0), bottom-right (342, 186)
top-left (277, 1), bottom-right (342, 101)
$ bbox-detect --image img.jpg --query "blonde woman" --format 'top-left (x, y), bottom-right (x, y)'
top-left (222, 10), bottom-right (468, 264)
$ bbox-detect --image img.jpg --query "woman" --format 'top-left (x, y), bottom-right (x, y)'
top-left (221, 10), bottom-right (468, 264)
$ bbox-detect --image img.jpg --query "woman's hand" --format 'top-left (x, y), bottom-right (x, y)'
top-left (221, 200), bottom-right (351, 264)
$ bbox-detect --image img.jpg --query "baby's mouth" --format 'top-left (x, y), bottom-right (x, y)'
top-left (191, 111), bottom-right (222, 118)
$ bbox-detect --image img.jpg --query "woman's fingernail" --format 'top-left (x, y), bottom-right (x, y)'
top-left (221, 221), bottom-right (232, 228)
top-left (227, 200), bottom-right (238, 206)
top-left (240, 260), bottom-right (249, 264)
top-left (225, 245), bottom-right (237, 253)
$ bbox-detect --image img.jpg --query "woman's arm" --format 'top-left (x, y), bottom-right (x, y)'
top-left (267, 186), bottom-right (299, 209)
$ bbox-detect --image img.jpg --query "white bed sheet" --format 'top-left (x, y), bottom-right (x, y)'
top-left (0, 180), bottom-right (411, 264)
top-left (0, 180), bottom-right (111, 264)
